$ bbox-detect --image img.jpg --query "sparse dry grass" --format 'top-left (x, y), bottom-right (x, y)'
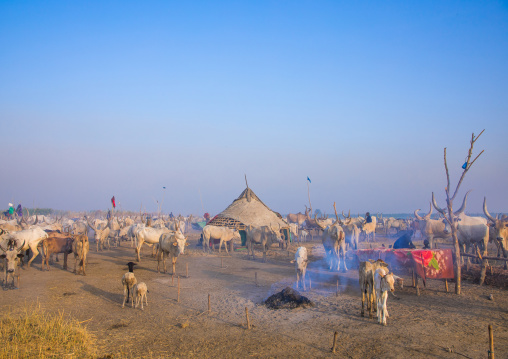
top-left (0, 304), bottom-right (96, 359)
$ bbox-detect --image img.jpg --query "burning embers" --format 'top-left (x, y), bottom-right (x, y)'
top-left (264, 287), bottom-right (315, 309)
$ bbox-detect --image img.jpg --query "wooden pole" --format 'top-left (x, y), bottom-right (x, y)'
top-left (177, 276), bottom-right (180, 303)
top-left (208, 294), bottom-right (211, 313)
top-left (488, 325), bottom-right (494, 359)
top-left (172, 273), bottom-right (174, 286)
top-left (245, 307), bottom-right (251, 330)
top-left (186, 263), bottom-right (189, 278)
top-left (336, 280), bottom-right (339, 297)
top-left (331, 331), bottom-right (338, 353)
top-left (307, 181), bottom-right (312, 216)
top-left (445, 279), bottom-right (449, 293)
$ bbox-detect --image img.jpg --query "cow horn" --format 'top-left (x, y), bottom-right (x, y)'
top-left (333, 202), bottom-right (340, 225)
top-left (483, 197), bottom-right (496, 223)
top-left (454, 190), bottom-right (472, 216)
top-left (414, 209), bottom-right (424, 220)
top-left (17, 240), bottom-right (25, 252)
top-left (84, 216), bottom-right (97, 231)
top-left (314, 213), bottom-right (325, 230)
top-left (426, 202), bottom-right (433, 219)
top-left (431, 192), bottom-right (447, 215)
top-left (34, 215), bottom-right (39, 225)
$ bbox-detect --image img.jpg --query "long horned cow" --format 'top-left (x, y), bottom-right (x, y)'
top-left (414, 203), bottom-right (451, 248)
top-left (0, 240), bottom-right (25, 287)
top-left (432, 191), bottom-right (489, 283)
top-left (483, 197), bottom-right (508, 269)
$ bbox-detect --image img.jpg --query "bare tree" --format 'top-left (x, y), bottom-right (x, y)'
top-left (432, 130), bottom-right (484, 294)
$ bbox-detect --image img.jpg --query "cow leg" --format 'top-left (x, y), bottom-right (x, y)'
top-left (157, 251), bottom-right (161, 273)
top-left (27, 243), bottom-right (40, 268)
top-left (479, 238), bottom-right (490, 285)
top-left (136, 239), bottom-right (143, 262)
top-left (172, 257), bottom-right (176, 275)
top-left (361, 287), bottom-right (365, 317)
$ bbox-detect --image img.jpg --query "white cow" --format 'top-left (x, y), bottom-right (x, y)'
top-left (432, 191), bottom-right (489, 262)
top-left (135, 226), bottom-right (171, 262)
top-left (157, 230), bottom-right (188, 274)
top-left (1, 227), bottom-right (48, 267)
top-left (202, 225), bottom-right (240, 253)
top-left (293, 247), bottom-right (308, 290)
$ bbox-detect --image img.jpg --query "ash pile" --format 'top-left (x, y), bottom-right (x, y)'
top-left (264, 287), bottom-right (315, 309)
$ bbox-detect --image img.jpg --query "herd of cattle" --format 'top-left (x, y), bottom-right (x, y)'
top-left (0, 193), bottom-right (507, 321)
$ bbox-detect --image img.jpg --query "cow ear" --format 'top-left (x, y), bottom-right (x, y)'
top-left (173, 242), bottom-right (178, 246)
top-left (0, 254), bottom-right (6, 259)
top-left (185, 242), bottom-right (189, 246)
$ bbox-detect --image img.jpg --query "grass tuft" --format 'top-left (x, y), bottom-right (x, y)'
top-left (0, 304), bottom-right (96, 358)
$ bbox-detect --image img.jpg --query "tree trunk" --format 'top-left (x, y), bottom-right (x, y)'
top-left (451, 229), bottom-right (461, 294)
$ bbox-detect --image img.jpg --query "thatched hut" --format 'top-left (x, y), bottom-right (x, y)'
top-left (207, 186), bottom-right (289, 246)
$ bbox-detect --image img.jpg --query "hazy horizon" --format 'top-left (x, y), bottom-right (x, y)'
top-left (1, 1), bottom-right (507, 216)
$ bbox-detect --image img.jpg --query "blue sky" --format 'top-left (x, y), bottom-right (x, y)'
top-left (1, 1), bottom-right (507, 215)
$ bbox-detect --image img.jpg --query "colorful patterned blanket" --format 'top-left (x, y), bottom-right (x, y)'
top-left (355, 248), bottom-right (455, 284)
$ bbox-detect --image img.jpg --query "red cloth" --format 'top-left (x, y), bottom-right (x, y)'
top-left (111, 196), bottom-right (116, 208)
top-left (355, 248), bottom-right (454, 283)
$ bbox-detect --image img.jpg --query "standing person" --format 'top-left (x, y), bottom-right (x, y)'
top-left (16, 204), bottom-right (23, 218)
top-left (365, 212), bottom-right (372, 223)
top-left (7, 203), bottom-right (14, 219)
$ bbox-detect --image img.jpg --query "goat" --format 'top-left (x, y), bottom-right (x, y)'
top-left (374, 267), bottom-right (395, 326)
top-left (122, 262), bottom-right (137, 308)
top-left (132, 282), bottom-right (148, 310)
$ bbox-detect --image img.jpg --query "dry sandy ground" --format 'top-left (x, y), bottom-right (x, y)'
top-left (2, 231), bottom-right (507, 359)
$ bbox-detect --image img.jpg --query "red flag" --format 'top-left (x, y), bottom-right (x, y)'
top-left (111, 196), bottom-right (116, 208)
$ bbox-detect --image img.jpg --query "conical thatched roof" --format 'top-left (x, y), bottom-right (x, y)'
top-left (208, 187), bottom-right (288, 230)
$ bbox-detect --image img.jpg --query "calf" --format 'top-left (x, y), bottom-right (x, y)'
top-left (359, 259), bottom-right (389, 318)
top-left (122, 262), bottom-right (137, 308)
top-left (292, 247), bottom-right (308, 290)
top-left (393, 230), bottom-right (416, 249)
top-left (374, 267), bottom-right (395, 326)
top-left (300, 230), bottom-right (309, 242)
top-left (132, 282), bottom-right (148, 310)
top-left (42, 236), bottom-right (73, 271)
top-left (72, 234), bottom-right (89, 275)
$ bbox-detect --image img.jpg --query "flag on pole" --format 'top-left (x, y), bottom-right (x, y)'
top-left (307, 177), bottom-right (311, 183)
top-left (111, 196), bottom-right (116, 208)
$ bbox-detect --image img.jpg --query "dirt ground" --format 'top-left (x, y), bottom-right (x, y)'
top-left (2, 230), bottom-right (507, 359)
